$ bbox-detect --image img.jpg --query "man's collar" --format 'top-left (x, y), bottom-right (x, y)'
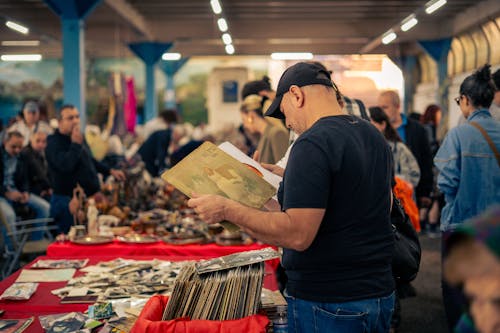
top-left (400, 113), bottom-right (408, 126)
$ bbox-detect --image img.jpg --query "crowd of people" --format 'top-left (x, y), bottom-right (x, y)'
top-left (1, 62), bottom-right (499, 333)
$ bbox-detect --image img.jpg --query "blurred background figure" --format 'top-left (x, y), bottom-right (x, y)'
top-left (443, 205), bottom-right (500, 333)
top-left (240, 94), bottom-right (289, 164)
top-left (8, 100), bottom-right (53, 147)
top-left (19, 131), bottom-right (52, 202)
top-left (369, 106), bottom-right (421, 189)
top-left (489, 69), bottom-right (500, 121)
top-left (420, 104), bottom-right (444, 236)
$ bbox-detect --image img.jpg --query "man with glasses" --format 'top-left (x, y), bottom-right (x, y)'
top-left (46, 105), bottom-right (125, 234)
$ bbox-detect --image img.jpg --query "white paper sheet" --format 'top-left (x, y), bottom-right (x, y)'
top-left (218, 141), bottom-right (283, 189)
top-left (16, 268), bottom-right (76, 282)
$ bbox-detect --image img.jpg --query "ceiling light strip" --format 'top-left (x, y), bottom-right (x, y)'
top-left (1, 54), bottom-right (42, 61)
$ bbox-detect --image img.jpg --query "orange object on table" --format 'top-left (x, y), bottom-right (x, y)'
top-left (131, 295), bottom-right (269, 333)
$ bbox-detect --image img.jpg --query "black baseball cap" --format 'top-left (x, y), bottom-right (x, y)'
top-left (264, 62), bottom-right (334, 119)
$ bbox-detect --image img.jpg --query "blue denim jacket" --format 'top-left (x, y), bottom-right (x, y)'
top-left (434, 109), bottom-right (500, 231)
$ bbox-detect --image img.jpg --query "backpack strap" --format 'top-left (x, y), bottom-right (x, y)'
top-left (469, 121), bottom-right (500, 168)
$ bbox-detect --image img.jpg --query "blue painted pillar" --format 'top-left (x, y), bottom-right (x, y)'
top-left (128, 42), bottom-right (173, 121)
top-left (390, 55), bottom-right (418, 115)
top-left (418, 38), bottom-right (452, 120)
top-left (158, 58), bottom-right (189, 111)
top-left (62, 19), bottom-right (85, 125)
top-left (44, 0), bottom-right (103, 130)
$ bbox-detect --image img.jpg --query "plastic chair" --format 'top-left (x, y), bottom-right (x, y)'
top-left (1, 207), bottom-right (56, 279)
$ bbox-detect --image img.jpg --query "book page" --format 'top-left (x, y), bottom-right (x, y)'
top-left (218, 141), bottom-right (282, 189)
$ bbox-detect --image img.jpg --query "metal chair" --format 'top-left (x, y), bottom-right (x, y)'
top-left (1, 207), bottom-right (56, 279)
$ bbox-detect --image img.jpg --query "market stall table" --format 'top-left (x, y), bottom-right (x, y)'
top-left (0, 255), bottom-right (279, 333)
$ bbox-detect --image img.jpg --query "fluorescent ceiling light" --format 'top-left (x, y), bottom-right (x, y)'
top-left (222, 33), bottom-right (232, 45)
top-left (5, 21), bottom-right (29, 34)
top-left (270, 52), bottom-right (313, 60)
top-left (381, 31), bottom-right (397, 45)
top-left (1, 40), bottom-right (40, 46)
top-left (225, 44), bottom-right (235, 55)
top-left (217, 18), bottom-right (228, 32)
top-left (162, 52), bottom-right (181, 60)
top-left (1, 54), bottom-right (42, 61)
top-left (425, 0), bottom-right (447, 14)
top-left (401, 15), bottom-right (418, 32)
top-left (210, 0), bottom-right (222, 14)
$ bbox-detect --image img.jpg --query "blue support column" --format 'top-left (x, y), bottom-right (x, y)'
top-left (62, 19), bottom-right (85, 125)
top-left (390, 55), bottom-right (418, 115)
top-left (128, 42), bottom-right (173, 121)
top-left (418, 38), bottom-right (452, 121)
top-left (44, 0), bottom-right (103, 130)
top-left (158, 58), bottom-right (189, 111)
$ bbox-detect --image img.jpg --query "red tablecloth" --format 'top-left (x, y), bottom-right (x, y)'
top-left (0, 255), bottom-right (279, 333)
top-left (47, 240), bottom-right (278, 267)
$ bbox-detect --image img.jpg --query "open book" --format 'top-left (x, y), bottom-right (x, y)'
top-left (161, 142), bottom-right (277, 231)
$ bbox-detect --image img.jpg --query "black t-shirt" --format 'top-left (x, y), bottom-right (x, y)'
top-left (278, 115), bottom-right (395, 302)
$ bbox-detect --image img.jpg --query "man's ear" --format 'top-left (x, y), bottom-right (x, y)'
top-left (289, 85), bottom-right (305, 107)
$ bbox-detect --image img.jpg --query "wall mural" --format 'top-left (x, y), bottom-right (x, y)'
top-left (0, 57), bottom-right (269, 129)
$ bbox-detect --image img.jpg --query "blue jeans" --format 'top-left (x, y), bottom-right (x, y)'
top-left (285, 291), bottom-right (395, 333)
top-left (0, 194), bottom-right (50, 241)
top-left (50, 194), bottom-right (73, 234)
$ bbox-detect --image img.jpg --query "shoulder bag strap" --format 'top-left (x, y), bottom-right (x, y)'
top-left (469, 121), bottom-right (500, 168)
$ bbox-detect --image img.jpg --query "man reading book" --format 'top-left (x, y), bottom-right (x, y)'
top-left (188, 62), bottom-right (395, 333)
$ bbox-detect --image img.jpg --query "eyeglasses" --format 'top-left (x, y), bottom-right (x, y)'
top-left (454, 96), bottom-right (462, 106)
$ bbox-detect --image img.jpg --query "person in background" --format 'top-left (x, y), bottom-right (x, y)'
top-left (443, 205), bottom-right (500, 333)
top-left (420, 104), bottom-right (444, 236)
top-left (370, 106), bottom-right (421, 189)
top-left (141, 109), bottom-right (178, 141)
top-left (0, 131), bottom-right (50, 240)
top-left (434, 64), bottom-right (500, 332)
top-left (136, 110), bottom-right (179, 176)
top-left (19, 131), bottom-right (52, 201)
top-left (8, 100), bottom-right (53, 147)
top-left (490, 68), bottom-right (500, 121)
top-left (378, 90), bottom-right (434, 230)
top-left (240, 94), bottom-right (289, 164)
top-left (46, 105), bottom-right (125, 234)
top-left (189, 62), bottom-right (395, 332)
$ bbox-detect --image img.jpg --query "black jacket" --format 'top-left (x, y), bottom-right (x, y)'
top-left (19, 145), bottom-right (51, 195)
top-left (46, 130), bottom-right (110, 197)
top-left (0, 146), bottom-right (29, 197)
top-left (404, 118), bottom-right (434, 199)
top-left (137, 129), bottom-right (171, 176)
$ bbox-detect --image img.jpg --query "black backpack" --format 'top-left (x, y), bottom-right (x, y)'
top-left (391, 195), bottom-right (422, 282)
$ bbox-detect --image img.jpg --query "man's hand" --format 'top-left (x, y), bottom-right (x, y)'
top-left (110, 169), bottom-right (126, 181)
top-left (261, 163), bottom-right (284, 177)
top-left (71, 125), bottom-right (83, 144)
top-left (253, 149), bottom-right (285, 177)
top-left (187, 193), bottom-right (228, 224)
top-left (5, 190), bottom-right (24, 202)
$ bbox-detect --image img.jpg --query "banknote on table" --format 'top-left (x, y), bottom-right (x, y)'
top-left (161, 141), bottom-right (277, 232)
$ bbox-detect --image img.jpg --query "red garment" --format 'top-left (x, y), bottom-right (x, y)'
top-left (124, 77), bottom-right (137, 133)
top-left (394, 177), bottom-right (421, 232)
top-left (131, 295), bottom-right (269, 333)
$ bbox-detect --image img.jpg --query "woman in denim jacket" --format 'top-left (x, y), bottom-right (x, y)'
top-left (434, 64), bottom-right (500, 331)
